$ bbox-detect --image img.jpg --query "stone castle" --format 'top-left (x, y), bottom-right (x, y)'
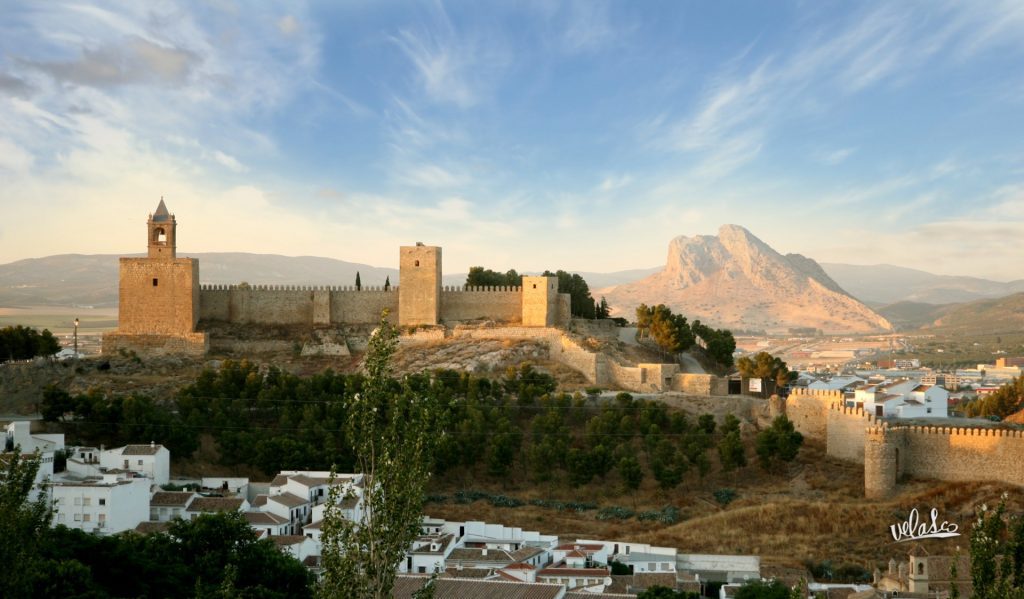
top-left (784, 387), bottom-right (1024, 498)
top-left (102, 200), bottom-right (570, 356)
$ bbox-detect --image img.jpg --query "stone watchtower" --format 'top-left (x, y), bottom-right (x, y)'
top-left (398, 243), bottom-right (442, 326)
top-left (102, 199), bottom-right (207, 355)
top-left (522, 276), bottom-right (560, 327)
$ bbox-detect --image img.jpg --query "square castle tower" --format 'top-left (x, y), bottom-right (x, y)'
top-left (101, 199), bottom-right (208, 355)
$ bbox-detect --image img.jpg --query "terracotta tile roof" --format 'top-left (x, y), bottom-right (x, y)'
top-left (122, 445), bottom-right (163, 455)
top-left (303, 519), bottom-right (324, 531)
top-left (134, 521), bottom-right (170, 535)
top-left (391, 576), bottom-right (564, 599)
top-left (244, 511), bottom-right (288, 526)
top-left (187, 497), bottom-right (245, 513)
top-left (270, 535), bottom-right (307, 547)
top-left (269, 492), bottom-right (308, 508)
top-left (150, 491), bottom-right (193, 507)
top-left (502, 563), bottom-right (536, 571)
top-left (556, 543), bottom-right (604, 551)
top-left (252, 494), bottom-right (268, 507)
top-left (449, 548), bottom-right (514, 564)
top-left (538, 567), bottom-right (609, 577)
top-left (303, 555), bottom-right (321, 568)
top-left (633, 572), bottom-right (677, 588)
top-left (444, 567), bottom-right (496, 579)
top-left (270, 474), bottom-right (289, 487)
top-left (565, 594), bottom-right (636, 599)
top-left (289, 474), bottom-right (332, 487)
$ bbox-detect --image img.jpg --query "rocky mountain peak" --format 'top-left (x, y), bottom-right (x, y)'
top-left (602, 225), bottom-right (892, 334)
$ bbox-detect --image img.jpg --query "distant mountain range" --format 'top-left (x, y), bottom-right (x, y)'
top-left (3, 244), bottom-right (1023, 334)
top-left (819, 263), bottom-right (1024, 306)
top-left (599, 225), bottom-right (891, 334)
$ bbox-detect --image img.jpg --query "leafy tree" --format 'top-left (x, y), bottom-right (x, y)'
top-left (965, 376), bottom-right (1024, 418)
top-left (966, 495), bottom-right (1024, 598)
top-left (566, 447), bottom-right (593, 487)
top-left (355, 271), bottom-right (362, 290)
top-left (737, 351), bottom-right (795, 392)
top-left (618, 455), bottom-right (644, 506)
top-left (637, 586), bottom-right (701, 598)
top-left (718, 430), bottom-right (746, 471)
top-left (466, 266), bottom-right (522, 287)
top-left (543, 269), bottom-right (597, 318)
top-left (756, 415), bottom-right (804, 471)
top-left (733, 579), bottom-right (796, 599)
top-left (649, 439), bottom-right (685, 490)
top-left (0, 324), bottom-right (62, 362)
top-left (635, 304), bottom-right (695, 355)
top-left (168, 512), bottom-right (312, 598)
top-left (691, 320), bottom-right (736, 369)
top-left (1, 450), bottom-right (51, 597)
top-left (318, 313), bottom-right (448, 599)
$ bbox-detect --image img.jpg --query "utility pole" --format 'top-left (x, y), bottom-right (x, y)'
top-left (74, 318), bottom-right (79, 357)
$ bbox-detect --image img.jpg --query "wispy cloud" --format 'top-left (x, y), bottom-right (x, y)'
top-left (817, 147), bottom-right (856, 166)
top-left (562, 0), bottom-right (616, 53)
top-left (390, 4), bottom-right (508, 108)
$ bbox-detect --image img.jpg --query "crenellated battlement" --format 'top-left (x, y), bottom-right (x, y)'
top-left (199, 284), bottom-right (398, 292)
top-left (442, 285), bottom-right (522, 293)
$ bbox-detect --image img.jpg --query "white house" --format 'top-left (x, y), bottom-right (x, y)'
top-left (261, 492), bottom-right (310, 534)
top-left (677, 553), bottom-right (761, 584)
top-left (50, 472), bottom-right (150, 534)
top-left (245, 511), bottom-right (291, 537)
top-left (101, 443), bottom-right (170, 485)
top-left (400, 533), bottom-right (457, 575)
top-left (272, 535), bottom-right (320, 562)
top-left (4, 421), bottom-right (65, 501)
top-left (149, 491), bottom-right (197, 522)
top-left (857, 379), bottom-right (950, 419)
top-left (184, 496), bottom-right (249, 520)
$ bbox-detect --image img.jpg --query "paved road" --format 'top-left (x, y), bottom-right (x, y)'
top-left (679, 352), bottom-right (706, 375)
top-left (618, 327), bottom-right (706, 374)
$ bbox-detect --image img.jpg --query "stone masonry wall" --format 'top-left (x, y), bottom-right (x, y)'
top-left (827, 403), bottom-right (878, 463)
top-left (440, 286), bottom-right (522, 322)
top-left (784, 388), bottom-right (838, 440)
top-left (118, 258), bottom-right (199, 335)
top-left (900, 425), bottom-right (1024, 486)
top-left (102, 332), bottom-right (208, 356)
top-left (199, 285), bottom-right (397, 326)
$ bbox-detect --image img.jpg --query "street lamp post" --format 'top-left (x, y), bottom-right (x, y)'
top-left (74, 318), bottom-right (79, 357)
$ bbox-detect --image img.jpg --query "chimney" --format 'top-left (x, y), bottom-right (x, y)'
top-left (150, 440), bottom-right (155, 448)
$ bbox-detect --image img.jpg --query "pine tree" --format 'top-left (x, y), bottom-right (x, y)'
top-left (355, 271), bottom-right (362, 291)
top-left (384, 275), bottom-right (390, 291)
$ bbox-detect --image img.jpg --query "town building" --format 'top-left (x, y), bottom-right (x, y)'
top-left (50, 471), bottom-right (150, 535)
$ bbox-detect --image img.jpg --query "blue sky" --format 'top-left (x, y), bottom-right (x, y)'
top-left (1, 1), bottom-right (1023, 280)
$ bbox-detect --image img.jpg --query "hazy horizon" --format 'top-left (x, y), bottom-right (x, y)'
top-left (2, 2), bottom-right (1023, 279)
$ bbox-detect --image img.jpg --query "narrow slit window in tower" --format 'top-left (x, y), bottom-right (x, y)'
top-left (153, 278), bottom-right (158, 287)
top-left (153, 228), bottom-right (166, 243)
top-left (415, 260), bottom-right (420, 267)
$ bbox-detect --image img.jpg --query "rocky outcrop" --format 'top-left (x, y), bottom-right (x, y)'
top-left (600, 225), bottom-right (892, 334)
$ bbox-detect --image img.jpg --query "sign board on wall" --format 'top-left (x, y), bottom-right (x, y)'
top-left (749, 378), bottom-right (762, 393)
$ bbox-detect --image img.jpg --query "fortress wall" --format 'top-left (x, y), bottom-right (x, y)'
top-left (550, 335), bottom-right (600, 384)
top-left (198, 286), bottom-right (397, 326)
top-left (785, 388), bottom-right (839, 441)
top-left (103, 332), bottom-right (208, 356)
top-left (827, 403), bottom-right (876, 463)
top-left (899, 426), bottom-right (1024, 486)
top-left (608, 361), bottom-right (643, 391)
top-left (673, 373), bottom-right (729, 396)
top-left (230, 287), bottom-right (314, 324)
top-left (440, 287), bottom-right (521, 323)
top-left (200, 287), bottom-right (230, 321)
top-left (330, 289), bottom-right (398, 324)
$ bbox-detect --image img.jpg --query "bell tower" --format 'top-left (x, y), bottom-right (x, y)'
top-left (148, 198), bottom-right (176, 259)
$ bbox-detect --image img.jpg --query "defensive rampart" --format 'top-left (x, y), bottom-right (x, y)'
top-left (787, 387), bottom-right (1024, 498)
top-left (199, 284), bottom-right (540, 327)
top-left (440, 286), bottom-right (522, 322)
